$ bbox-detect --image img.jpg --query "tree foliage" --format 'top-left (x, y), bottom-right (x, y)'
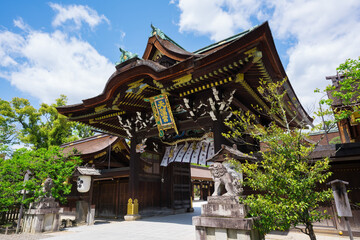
top-left (0, 95), bottom-right (89, 214)
top-left (0, 146), bottom-right (81, 213)
top-left (224, 79), bottom-right (332, 240)
top-left (0, 95), bottom-right (93, 150)
top-left (315, 56), bottom-right (360, 124)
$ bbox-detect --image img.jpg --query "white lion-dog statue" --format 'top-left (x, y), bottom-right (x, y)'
top-left (209, 161), bottom-right (243, 196)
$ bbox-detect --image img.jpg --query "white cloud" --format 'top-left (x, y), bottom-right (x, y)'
top-left (49, 3), bottom-right (110, 30)
top-left (0, 31), bottom-right (25, 67)
top-left (269, 0), bottom-right (360, 110)
top-left (175, 0), bottom-right (360, 115)
top-left (0, 4), bottom-right (115, 104)
top-left (120, 30), bottom-right (126, 41)
top-left (13, 17), bottom-right (31, 32)
top-left (177, 0), bottom-right (261, 41)
top-left (0, 29), bottom-right (114, 104)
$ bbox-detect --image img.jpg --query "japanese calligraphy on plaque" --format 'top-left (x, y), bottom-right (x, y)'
top-left (145, 93), bottom-right (178, 138)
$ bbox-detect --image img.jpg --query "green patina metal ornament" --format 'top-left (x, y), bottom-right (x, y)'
top-left (115, 48), bottom-right (138, 66)
top-left (150, 24), bottom-right (185, 50)
top-left (150, 24), bottom-right (166, 39)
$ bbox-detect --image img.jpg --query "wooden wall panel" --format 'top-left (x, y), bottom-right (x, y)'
top-left (137, 180), bottom-right (161, 211)
top-left (93, 178), bottom-right (129, 218)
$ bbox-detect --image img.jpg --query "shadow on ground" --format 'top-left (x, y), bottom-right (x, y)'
top-left (94, 220), bottom-right (112, 225)
top-left (137, 201), bottom-right (206, 226)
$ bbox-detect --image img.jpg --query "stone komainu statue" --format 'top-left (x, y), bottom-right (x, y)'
top-left (209, 162), bottom-right (243, 196)
top-left (43, 177), bottom-right (54, 198)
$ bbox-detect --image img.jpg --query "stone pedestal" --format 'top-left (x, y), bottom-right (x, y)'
top-left (75, 200), bottom-right (88, 224)
top-left (193, 196), bottom-right (263, 240)
top-left (124, 198), bottom-right (141, 221)
top-left (124, 214), bottom-right (141, 221)
top-left (75, 201), bottom-right (95, 225)
top-left (87, 205), bottom-right (96, 225)
top-left (23, 198), bottom-right (62, 233)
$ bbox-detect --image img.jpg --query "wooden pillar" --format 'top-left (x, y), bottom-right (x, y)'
top-left (200, 181), bottom-right (203, 200)
top-left (191, 181), bottom-right (194, 200)
top-left (212, 118), bottom-right (226, 152)
top-left (87, 178), bottom-right (94, 225)
top-left (115, 179), bottom-right (119, 218)
top-left (129, 136), bottom-right (140, 200)
top-left (95, 181), bottom-right (100, 217)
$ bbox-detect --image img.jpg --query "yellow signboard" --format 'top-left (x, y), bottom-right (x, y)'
top-left (145, 93), bottom-right (178, 137)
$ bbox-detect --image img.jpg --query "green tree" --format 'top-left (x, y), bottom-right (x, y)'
top-left (0, 95), bottom-right (93, 150)
top-left (0, 146), bottom-right (81, 213)
top-left (316, 56), bottom-right (360, 124)
top-left (224, 79), bottom-right (332, 240)
top-left (0, 101), bottom-right (19, 157)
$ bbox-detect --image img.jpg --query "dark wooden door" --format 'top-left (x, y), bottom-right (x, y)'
top-left (171, 163), bottom-right (191, 209)
top-left (117, 179), bottom-right (129, 216)
top-left (93, 178), bottom-right (128, 218)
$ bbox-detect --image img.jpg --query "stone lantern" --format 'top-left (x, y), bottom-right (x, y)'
top-left (74, 167), bottom-right (100, 225)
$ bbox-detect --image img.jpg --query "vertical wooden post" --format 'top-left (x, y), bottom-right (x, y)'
top-left (188, 163), bottom-right (192, 209)
top-left (170, 164), bottom-right (174, 209)
top-left (96, 181), bottom-right (100, 217)
top-left (115, 179), bottom-right (119, 218)
top-left (191, 181), bottom-right (194, 200)
top-left (16, 170), bottom-right (31, 234)
top-left (129, 136), bottom-right (140, 200)
top-left (87, 177), bottom-right (94, 225)
top-left (344, 217), bottom-right (354, 240)
top-left (212, 118), bottom-right (228, 153)
top-left (328, 179), bottom-right (353, 239)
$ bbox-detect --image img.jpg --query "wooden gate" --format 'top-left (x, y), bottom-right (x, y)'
top-left (170, 162), bottom-right (191, 210)
top-left (92, 178), bottom-right (128, 218)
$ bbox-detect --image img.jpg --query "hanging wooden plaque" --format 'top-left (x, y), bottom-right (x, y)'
top-left (145, 93), bottom-right (178, 138)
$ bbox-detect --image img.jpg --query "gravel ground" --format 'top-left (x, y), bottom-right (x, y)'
top-left (0, 233), bottom-right (49, 240)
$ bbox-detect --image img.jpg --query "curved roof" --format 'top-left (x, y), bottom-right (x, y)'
top-left (61, 134), bottom-right (122, 155)
top-left (143, 34), bottom-right (195, 61)
top-left (57, 22), bottom-right (313, 137)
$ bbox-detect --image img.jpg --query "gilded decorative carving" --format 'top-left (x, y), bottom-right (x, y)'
top-left (94, 151), bottom-right (106, 159)
top-left (112, 93), bottom-right (121, 105)
top-left (94, 104), bottom-right (107, 113)
top-left (126, 79), bottom-right (149, 95)
top-left (245, 47), bottom-right (262, 63)
top-left (172, 74), bottom-right (192, 88)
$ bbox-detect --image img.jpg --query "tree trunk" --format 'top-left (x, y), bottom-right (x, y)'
top-left (306, 222), bottom-right (317, 240)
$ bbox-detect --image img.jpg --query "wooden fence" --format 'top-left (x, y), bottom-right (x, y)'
top-left (316, 203), bottom-right (360, 230)
top-left (0, 208), bottom-right (20, 226)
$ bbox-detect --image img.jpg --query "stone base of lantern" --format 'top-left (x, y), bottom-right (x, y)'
top-left (22, 198), bottom-right (62, 233)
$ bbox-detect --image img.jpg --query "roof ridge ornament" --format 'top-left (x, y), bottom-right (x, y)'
top-left (150, 24), bottom-right (186, 50)
top-left (151, 24), bottom-right (166, 39)
top-left (115, 48), bottom-right (138, 66)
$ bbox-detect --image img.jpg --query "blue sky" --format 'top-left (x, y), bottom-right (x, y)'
top-left (1, 0), bottom-right (360, 115)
